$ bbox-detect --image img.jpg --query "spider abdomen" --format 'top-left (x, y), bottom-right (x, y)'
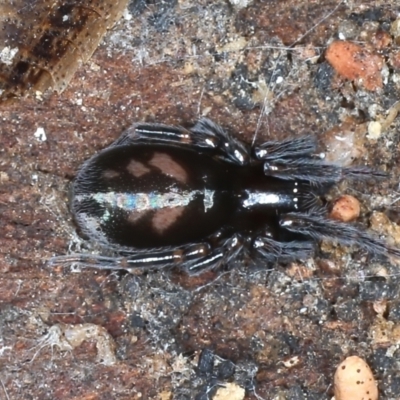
top-left (72, 144), bottom-right (236, 248)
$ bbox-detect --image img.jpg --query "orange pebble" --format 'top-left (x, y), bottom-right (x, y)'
top-left (330, 195), bottom-right (360, 222)
top-left (326, 40), bottom-right (383, 90)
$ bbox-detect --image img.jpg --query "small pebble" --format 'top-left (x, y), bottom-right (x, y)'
top-left (334, 355), bottom-right (378, 400)
top-left (391, 18), bottom-right (400, 45)
top-left (213, 383), bottom-right (245, 400)
top-left (338, 20), bottom-right (359, 40)
top-left (390, 50), bottom-right (400, 70)
top-left (367, 121), bottom-right (382, 140)
top-left (33, 127), bottom-right (47, 142)
top-left (325, 40), bottom-right (383, 90)
top-left (228, 0), bottom-right (251, 9)
top-left (330, 195), bottom-right (360, 222)
top-left (371, 30), bottom-right (392, 50)
top-left (323, 122), bottom-right (365, 166)
top-left (373, 299), bottom-right (388, 316)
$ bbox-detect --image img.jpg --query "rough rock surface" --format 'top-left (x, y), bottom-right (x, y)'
top-left (1, 1), bottom-right (400, 399)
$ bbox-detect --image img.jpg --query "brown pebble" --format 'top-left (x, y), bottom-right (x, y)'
top-left (373, 299), bottom-right (388, 316)
top-left (334, 355), bottom-right (378, 400)
top-left (389, 50), bottom-right (400, 71)
top-left (371, 30), bottom-right (392, 50)
top-left (325, 40), bottom-right (384, 90)
top-left (330, 195), bottom-right (360, 222)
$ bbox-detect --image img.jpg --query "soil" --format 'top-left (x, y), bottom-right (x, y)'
top-left (1, 1), bottom-right (400, 399)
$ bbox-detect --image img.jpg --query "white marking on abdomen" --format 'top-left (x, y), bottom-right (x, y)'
top-left (87, 191), bottom-right (198, 212)
top-left (242, 191), bottom-right (281, 208)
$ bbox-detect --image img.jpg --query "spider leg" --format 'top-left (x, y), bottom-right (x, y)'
top-left (111, 118), bottom-right (250, 165)
top-left (184, 234), bottom-right (244, 275)
top-left (48, 235), bottom-right (243, 274)
top-left (113, 123), bottom-right (195, 147)
top-left (280, 209), bottom-right (400, 259)
top-left (253, 136), bottom-right (317, 161)
top-left (190, 118), bottom-right (249, 165)
top-left (252, 235), bottom-right (315, 263)
top-left (263, 158), bottom-right (387, 185)
top-left (47, 243), bottom-right (212, 272)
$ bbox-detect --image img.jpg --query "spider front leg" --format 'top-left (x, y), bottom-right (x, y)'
top-left (255, 136), bottom-right (386, 184)
top-left (253, 136), bottom-right (317, 161)
top-left (280, 209), bottom-right (400, 259)
top-left (112, 118), bottom-right (250, 165)
top-left (263, 158), bottom-right (387, 185)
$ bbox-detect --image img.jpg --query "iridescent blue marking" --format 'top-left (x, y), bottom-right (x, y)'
top-left (85, 191), bottom-right (202, 213)
top-left (125, 194), bottom-right (136, 209)
top-left (149, 192), bottom-right (159, 209)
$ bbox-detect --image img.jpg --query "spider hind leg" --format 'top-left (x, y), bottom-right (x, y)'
top-left (48, 235), bottom-right (244, 275)
top-left (48, 243), bottom-right (212, 273)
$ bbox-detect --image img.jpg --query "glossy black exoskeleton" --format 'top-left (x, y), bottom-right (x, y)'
top-left (49, 118), bottom-right (400, 274)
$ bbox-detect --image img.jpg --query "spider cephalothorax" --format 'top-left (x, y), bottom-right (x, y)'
top-left (49, 118), bottom-right (399, 274)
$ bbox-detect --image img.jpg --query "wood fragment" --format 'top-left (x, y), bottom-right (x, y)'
top-left (0, 0), bottom-right (128, 99)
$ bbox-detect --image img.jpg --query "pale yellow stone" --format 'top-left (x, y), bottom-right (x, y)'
top-left (213, 382), bottom-right (245, 400)
top-left (334, 355), bottom-right (378, 400)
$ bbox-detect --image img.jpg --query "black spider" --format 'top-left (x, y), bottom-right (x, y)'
top-left (49, 118), bottom-right (399, 274)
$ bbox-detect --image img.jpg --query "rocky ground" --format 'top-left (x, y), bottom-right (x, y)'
top-left (1, 1), bottom-right (400, 399)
